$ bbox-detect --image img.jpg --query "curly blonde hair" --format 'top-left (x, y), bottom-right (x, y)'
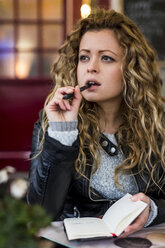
top-left (40, 8), bottom-right (165, 192)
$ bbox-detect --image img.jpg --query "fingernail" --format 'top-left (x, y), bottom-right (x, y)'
top-left (131, 196), bottom-right (137, 201)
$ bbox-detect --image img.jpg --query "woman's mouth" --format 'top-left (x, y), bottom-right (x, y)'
top-left (87, 80), bottom-right (100, 86)
top-left (86, 81), bottom-right (101, 89)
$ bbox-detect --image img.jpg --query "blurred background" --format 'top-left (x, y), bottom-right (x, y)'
top-left (0, 0), bottom-right (165, 172)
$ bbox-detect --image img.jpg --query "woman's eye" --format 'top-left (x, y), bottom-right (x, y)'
top-left (102, 55), bottom-right (115, 62)
top-left (79, 55), bottom-right (89, 61)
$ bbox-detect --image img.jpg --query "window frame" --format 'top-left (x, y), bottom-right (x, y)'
top-left (0, 0), bottom-right (66, 80)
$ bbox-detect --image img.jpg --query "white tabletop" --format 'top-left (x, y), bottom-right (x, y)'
top-left (38, 221), bottom-right (165, 248)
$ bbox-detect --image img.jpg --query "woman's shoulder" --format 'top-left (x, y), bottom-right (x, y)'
top-left (32, 109), bottom-right (43, 135)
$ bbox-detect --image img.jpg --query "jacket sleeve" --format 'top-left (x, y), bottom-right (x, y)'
top-left (145, 164), bottom-right (165, 226)
top-left (148, 163), bottom-right (165, 226)
top-left (149, 194), bottom-right (165, 226)
top-left (27, 116), bottom-right (80, 220)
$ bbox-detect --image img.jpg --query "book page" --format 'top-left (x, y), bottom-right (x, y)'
top-left (64, 217), bottom-right (112, 240)
top-left (114, 205), bottom-right (148, 236)
top-left (102, 193), bottom-right (147, 236)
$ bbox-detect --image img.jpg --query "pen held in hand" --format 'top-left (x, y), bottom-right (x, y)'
top-left (63, 82), bottom-right (94, 100)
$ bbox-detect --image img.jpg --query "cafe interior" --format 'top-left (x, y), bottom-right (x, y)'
top-left (0, 0), bottom-right (165, 247)
top-left (0, 0), bottom-right (115, 174)
top-left (1, 0), bottom-right (165, 173)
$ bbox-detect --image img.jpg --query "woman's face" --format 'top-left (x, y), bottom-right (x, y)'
top-left (77, 29), bottom-right (124, 105)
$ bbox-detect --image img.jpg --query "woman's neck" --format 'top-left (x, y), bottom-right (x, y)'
top-left (98, 102), bottom-right (122, 134)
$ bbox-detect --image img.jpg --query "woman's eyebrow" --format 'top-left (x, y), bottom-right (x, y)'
top-left (79, 49), bottom-right (90, 53)
top-left (99, 49), bottom-right (118, 56)
top-left (79, 49), bottom-right (119, 57)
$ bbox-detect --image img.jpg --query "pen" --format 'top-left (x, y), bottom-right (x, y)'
top-left (63, 82), bottom-right (94, 100)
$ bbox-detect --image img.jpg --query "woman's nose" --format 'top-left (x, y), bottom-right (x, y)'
top-left (87, 58), bottom-right (99, 73)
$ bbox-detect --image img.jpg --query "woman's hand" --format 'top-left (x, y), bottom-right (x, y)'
top-left (45, 86), bottom-right (82, 122)
top-left (120, 193), bottom-right (150, 237)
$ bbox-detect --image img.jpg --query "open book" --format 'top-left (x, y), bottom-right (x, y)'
top-left (64, 193), bottom-right (148, 240)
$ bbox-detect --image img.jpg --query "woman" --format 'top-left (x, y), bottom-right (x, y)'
top-left (27, 8), bottom-right (165, 237)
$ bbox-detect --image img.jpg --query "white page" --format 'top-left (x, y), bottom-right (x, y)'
top-left (64, 217), bottom-right (112, 240)
top-left (114, 205), bottom-right (147, 236)
top-left (102, 193), bottom-right (147, 236)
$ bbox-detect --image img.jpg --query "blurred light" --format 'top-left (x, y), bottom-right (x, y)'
top-left (80, 3), bottom-right (91, 18)
top-left (15, 60), bottom-right (29, 79)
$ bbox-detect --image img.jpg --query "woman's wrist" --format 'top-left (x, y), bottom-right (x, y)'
top-left (144, 198), bottom-right (158, 227)
top-left (48, 121), bottom-right (78, 146)
top-left (48, 120), bottom-right (78, 132)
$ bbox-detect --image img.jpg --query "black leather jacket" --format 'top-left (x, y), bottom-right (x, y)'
top-left (27, 112), bottom-right (165, 226)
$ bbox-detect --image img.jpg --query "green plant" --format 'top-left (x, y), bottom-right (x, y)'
top-left (0, 167), bottom-right (51, 248)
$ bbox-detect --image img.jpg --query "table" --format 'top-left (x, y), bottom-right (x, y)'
top-left (39, 221), bottom-right (165, 248)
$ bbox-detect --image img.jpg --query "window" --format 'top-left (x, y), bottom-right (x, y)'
top-left (0, 0), bottom-right (66, 79)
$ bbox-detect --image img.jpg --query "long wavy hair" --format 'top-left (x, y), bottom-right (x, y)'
top-left (40, 8), bottom-right (165, 193)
